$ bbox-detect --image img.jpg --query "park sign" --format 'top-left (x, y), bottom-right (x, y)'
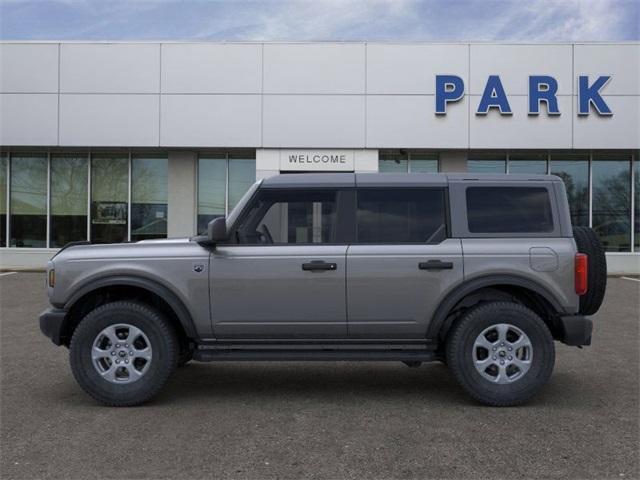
top-left (435, 75), bottom-right (613, 116)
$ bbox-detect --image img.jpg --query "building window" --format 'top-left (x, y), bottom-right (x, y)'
top-left (0, 154), bottom-right (6, 247)
top-left (508, 152), bottom-right (548, 174)
top-left (550, 153), bottom-right (589, 227)
top-left (379, 151), bottom-right (438, 173)
top-left (468, 152), bottom-right (506, 173)
top-left (91, 154), bottom-right (128, 244)
top-left (131, 155), bottom-right (168, 242)
top-left (592, 153), bottom-right (632, 252)
top-left (635, 154), bottom-right (639, 251)
top-left (228, 153), bottom-right (257, 212)
top-left (10, 154), bottom-right (47, 247)
top-left (197, 152), bottom-right (256, 234)
top-left (50, 154), bottom-right (88, 248)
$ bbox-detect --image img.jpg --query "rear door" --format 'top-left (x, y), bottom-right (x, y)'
top-left (346, 186), bottom-right (463, 338)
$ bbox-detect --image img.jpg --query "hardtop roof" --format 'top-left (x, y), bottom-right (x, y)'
top-left (260, 172), bottom-right (560, 188)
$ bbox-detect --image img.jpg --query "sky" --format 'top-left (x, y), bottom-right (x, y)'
top-left (0, 0), bottom-right (638, 42)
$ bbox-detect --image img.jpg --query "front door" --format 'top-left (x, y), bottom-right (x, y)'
top-left (210, 188), bottom-right (349, 338)
top-left (346, 187), bottom-right (464, 338)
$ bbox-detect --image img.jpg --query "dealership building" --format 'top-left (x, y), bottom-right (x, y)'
top-left (0, 41), bottom-right (638, 273)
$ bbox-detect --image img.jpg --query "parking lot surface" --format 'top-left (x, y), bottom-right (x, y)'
top-left (1, 273), bottom-right (638, 480)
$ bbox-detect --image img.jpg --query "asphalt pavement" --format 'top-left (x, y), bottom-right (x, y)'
top-left (1, 272), bottom-right (638, 480)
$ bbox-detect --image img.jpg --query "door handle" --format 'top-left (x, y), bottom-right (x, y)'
top-left (419, 260), bottom-right (454, 270)
top-left (302, 260), bottom-right (337, 272)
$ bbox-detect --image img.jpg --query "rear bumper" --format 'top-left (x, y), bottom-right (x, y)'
top-left (39, 308), bottom-right (67, 346)
top-left (558, 315), bottom-right (593, 346)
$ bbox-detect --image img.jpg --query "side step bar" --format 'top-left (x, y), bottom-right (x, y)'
top-left (193, 347), bottom-right (437, 362)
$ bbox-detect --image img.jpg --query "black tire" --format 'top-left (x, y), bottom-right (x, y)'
top-left (446, 302), bottom-right (555, 407)
top-left (70, 301), bottom-right (178, 407)
top-left (573, 226), bottom-right (607, 315)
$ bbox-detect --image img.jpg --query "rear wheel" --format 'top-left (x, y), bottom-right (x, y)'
top-left (573, 226), bottom-right (607, 315)
top-left (446, 301), bottom-right (555, 406)
top-left (70, 301), bottom-right (178, 407)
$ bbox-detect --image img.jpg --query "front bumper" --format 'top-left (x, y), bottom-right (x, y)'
top-left (558, 315), bottom-right (593, 346)
top-left (39, 308), bottom-right (67, 346)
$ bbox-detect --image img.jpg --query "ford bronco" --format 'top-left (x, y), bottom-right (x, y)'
top-left (39, 173), bottom-right (606, 407)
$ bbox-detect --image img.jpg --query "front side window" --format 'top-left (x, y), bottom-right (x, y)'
top-left (356, 188), bottom-right (446, 243)
top-left (466, 187), bottom-right (554, 234)
top-left (234, 190), bottom-right (337, 245)
top-left (10, 154), bottom-right (47, 247)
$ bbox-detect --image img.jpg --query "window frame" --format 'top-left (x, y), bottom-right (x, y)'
top-left (353, 187), bottom-right (450, 245)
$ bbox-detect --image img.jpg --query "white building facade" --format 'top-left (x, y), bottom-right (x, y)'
top-left (0, 41), bottom-right (638, 273)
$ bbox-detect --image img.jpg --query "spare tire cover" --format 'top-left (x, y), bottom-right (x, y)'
top-left (573, 226), bottom-right (607, 315)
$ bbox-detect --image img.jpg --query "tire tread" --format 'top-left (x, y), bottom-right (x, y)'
top-left (69, 300), bottom-right (178, 407)
top-left (446, 301), bottom-right (555, 407)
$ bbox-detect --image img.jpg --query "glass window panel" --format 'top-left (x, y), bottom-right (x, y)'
top-left (466, 187), bottom-right (554, 233)
top-left (91, 155), bottom-right (128, 244)
top-left (235, 190), bottom-right (337, 244)
top-left (468, 152), bottom-right (507, 173)
top-left (131, 156), bottom-right (168, 242)
top-left (592, 155), bottom-right (632, 252)
top-left (198, 155), bottom-right (226, 234)
top-left (0, 154), bottom-right (6, 247)
top-left (228, 155), bottom-right (255, 213)
top-left (10, 154), bottom-right (47, 247)
top-left (357, 189), bottom-right (447, 243)
top-left (468, 160), bottom-right (506, 173)
top-left (508, 152), bottom-right (548, 174)
top-left (635, 155), bottom-right (639, 251)
top-left (379, 151), bottom-right (408, 173)
top-left (50, 155), bottom-right (88, 247)
top-left (550, 155), bottom-right (589, 227)
top-left (410, 153), bottom-right (438, 173)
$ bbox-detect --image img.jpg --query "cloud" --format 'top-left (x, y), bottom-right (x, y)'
top-left (0, 0), bottom-right (637, 41)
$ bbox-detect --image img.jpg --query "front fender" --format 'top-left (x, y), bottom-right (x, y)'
top-left (62, 274), bottom-right (199, 339)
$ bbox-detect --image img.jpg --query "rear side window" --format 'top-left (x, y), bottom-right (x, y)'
top-left (466, 187), bottom-right (554, 233)
top-left (356, 188), bottom-right (447, 243)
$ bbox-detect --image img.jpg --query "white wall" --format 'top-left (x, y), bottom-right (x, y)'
top-left (0, 41), bottom-right (638, 149)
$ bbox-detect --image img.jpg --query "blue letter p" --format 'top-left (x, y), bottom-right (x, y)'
top-left (435, 75), bottom-right (464, 115)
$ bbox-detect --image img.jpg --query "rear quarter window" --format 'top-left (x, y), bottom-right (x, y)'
top-left (466, 186), bottom-right (554, 233)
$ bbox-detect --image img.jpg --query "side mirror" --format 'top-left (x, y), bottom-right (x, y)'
top-left (207, 217), bottom-right (227, 244)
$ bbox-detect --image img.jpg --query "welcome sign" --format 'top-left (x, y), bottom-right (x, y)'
top-left (279, 150), bottom-right (355, 172)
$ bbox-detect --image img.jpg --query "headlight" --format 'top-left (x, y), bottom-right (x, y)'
top-left (48, 269), bottom-right (55, 288)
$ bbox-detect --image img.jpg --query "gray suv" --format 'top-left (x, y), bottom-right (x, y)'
top-left (39, 173), bottom-right (606, 407)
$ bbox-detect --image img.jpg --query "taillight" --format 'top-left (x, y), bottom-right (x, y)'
top-left (575, 253), bottom-right (588, 295)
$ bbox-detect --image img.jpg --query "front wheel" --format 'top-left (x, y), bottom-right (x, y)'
top-left (446, 302), bottom-right (555, 407)
top-left (70, 301), bottom-right (178, 407)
